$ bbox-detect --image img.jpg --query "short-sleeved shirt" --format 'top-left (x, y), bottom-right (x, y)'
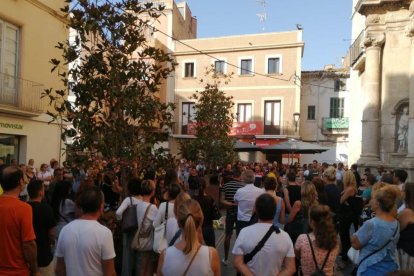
top-left (55, 219), bottom-right (116, 276)
top-left (295, 233), bottom-right (339, 276)
top-left (234, 184), bottom-right (265, 221)
top-left (232, 223), bottom-right (295, 275)
top-left (28, 201), bottom-right (56, 267)
top-left (0, 196), bottom-right (36, 276)
top-left (354, 217), bottom-right (399, 274)
top-left (220, 180), bottom-right (244, 214)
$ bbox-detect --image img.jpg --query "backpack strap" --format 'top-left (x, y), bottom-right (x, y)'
top-left (169, 229), bottom-right (182, 246)
top-left (164, 202), bottom-right (169, 231)
top-left (306, 234), bottom-right (331, 272)
top-left (244, 225), bottom-right (280, 264)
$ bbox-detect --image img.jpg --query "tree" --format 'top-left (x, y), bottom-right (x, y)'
top-left (179, 67), bottom-right (235, 168)
top-left (43, 0), bottom-right (176, 169)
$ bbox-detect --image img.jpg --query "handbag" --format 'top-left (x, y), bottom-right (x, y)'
top-left (348, 224), bottom-right (399, 274)
top-left (131, 204), bottom-right (154, 251)
top-left (153, 202), bottom-right (169, 253)
top-left (212, 199), bottom-right (221, 220)
top-left (121, 197), bottom-right (138, 233)
top-left (306, 234), bottom-right (331, 276)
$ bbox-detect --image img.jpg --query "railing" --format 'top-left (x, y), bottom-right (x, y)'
top-left (0, 72), bottom-right (46, 115)
top-left (175, 120), bottom-right (296, 137)
top-left (350, 30), bottom-right (365, 66)
top-left (322, 117), bottom-right (349, 134)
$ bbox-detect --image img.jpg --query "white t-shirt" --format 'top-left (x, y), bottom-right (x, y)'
top-left (153, 201), bottom-right (175, 228)
top-left (37, 170), bottom-right (53, 186)
top-left (234, 184), bottom-right (265, 221)
top-left (162, 245), bottom-right (213, 276)
top-left (55, 219), bottom-right (116, 276)
top-left (166, 217), bottom-right (180, 245)
top-left (136, 201), bottom-right (158, 228)
top-left (115, 196), bottom-right (141, 221)
top-left (232, 223), bottom-right (295, 276)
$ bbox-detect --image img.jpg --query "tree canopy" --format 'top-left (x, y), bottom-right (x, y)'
top-left (44, 0), bottom-right (176, 168)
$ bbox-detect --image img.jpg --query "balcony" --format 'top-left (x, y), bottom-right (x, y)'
top-left (322, 117), bottom-right (349, 135)
top-left (350, 30), bottom-right (365, 70)
top-left (0, 72), bottom-right (47, 117)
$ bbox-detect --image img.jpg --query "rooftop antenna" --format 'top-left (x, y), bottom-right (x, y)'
top-left (255, 0), bottom-right (267, 32)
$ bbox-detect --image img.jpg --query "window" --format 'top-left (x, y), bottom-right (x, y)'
top-left (264, 100), bottom-right (281, 135)
top-left (181, 102), bottom-right (196, 134)
top-left (307, 105), bottom-right (316, 120)
top-left (214, 60), bottom-right (225, 74)
top-left (184, 62), bottom-right (194, 78)
top-left (330, 98), bottom-right (344, 118)
top-left (0, 20), bottom-right (19, 105)
top-left (240, 59), bottom-right (252, 75)
top-left (334, 79), bottom-right (342, 92)
top-left (237, 103), bottom-right (252, 122)
top-left (267, 57), bottom-right (280, 74)
top-left (0, 134), bottom-right (19, 165)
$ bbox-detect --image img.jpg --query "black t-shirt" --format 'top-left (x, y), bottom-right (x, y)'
top-left (28, 201), bottom-right (56, 267)
top-left (102, 182), bottom-right (119, 209)
top-left (195, 195), bottom-right (216, 227)
top-left (188, 175), bottom-right (200, 190)
top-left (287, 185), bottom-right (301, 206)
top-left (324, 184), bottom-right (341, 214)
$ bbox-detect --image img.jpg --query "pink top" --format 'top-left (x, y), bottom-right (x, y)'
top-left (295, 233), bottom-right (339, 276)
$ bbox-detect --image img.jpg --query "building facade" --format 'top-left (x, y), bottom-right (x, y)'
top-left (171, 31), bottom-right (304, 162)
top-left (0, 0), bottom-right (67, 165)
top-left (348, 0), bottom-right (414, 179)
top-left (300, 66), bottom-right (350, 164)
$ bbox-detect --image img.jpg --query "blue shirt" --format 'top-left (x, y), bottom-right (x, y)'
top-left (355, 217), bottom-right (399, 275)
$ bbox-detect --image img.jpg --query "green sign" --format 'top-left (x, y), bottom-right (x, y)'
top-left (0, 122), bottom-right (23, 130)
top-left (324, 118), bottom-right (349, 129)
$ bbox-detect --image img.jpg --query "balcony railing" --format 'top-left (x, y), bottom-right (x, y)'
top-left (350, 30), bottom-right (365, 67)
top-left (0, 72), bottom-right (46, 116)
top-left (322, 117), bottom-right (349, 135)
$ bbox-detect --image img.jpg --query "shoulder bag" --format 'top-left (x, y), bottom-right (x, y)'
top-left (306, 234), bottom-right (332, 276)
top-left (243, 225), bottom-right (280, 264)
top-left (348, 224), bottom-right (399, 275)
top-left (131, 203), bottom-right (154, 251)
top-left (121, 197), bottom-right (138, 233)
top-left (153, 202), bottom-right (169, 253)
top-left (169, 229), bottom-right (182, 247)
top-left (182, 245), bottom-right (202, 276)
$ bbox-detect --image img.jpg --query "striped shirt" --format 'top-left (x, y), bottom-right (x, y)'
top-left (221, 180), bottom-right (244, 213)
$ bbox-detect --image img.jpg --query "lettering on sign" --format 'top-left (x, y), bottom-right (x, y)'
top-left (0, 122), bottom-right (23, 130)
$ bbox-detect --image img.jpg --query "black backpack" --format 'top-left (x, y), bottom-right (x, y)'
top-left (306, 234), bottom-right (331, 276)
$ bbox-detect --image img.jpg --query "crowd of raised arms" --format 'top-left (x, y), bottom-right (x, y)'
top-left (0, 156), bottom-right (413, 276)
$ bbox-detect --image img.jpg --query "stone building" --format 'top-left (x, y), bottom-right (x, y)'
top-left (300, 66), bottom-right (350, 164)
top-left (348, 0), bottom-right (414, 179)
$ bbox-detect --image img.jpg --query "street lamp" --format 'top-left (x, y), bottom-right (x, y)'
top-left (293, 112), bottom-right (300, 133)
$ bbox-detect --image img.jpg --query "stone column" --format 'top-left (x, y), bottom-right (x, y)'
top-left (403, 15), bottom-right (414, 165)
top-left (359, 34), bottom-right (385, 165)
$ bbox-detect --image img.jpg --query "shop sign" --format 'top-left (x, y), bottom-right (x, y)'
top-left (0, 122), bottom-right (23, 130)
top-left (187, 121), bottom-right (263, 136)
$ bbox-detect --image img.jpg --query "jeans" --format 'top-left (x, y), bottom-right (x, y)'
top-left (122, 232), bottom-right (140, 276)
top-left (236, 220), bottom-right (251, 236)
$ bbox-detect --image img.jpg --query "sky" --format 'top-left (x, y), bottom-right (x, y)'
top-left (184, 0), bottom-right (352, 70)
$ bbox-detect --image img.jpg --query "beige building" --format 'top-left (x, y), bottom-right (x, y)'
top-left (348, 0), bottom-right (414, 179)
top-left (171, 30), bottom-right (304, 162)
top-left (0, 0), bottom-right (67, 165)
top-left (300, 66), bottom-right (350, 164)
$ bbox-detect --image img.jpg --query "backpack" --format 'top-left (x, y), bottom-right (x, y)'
top-left (306, 234), bottom-right (331, 276)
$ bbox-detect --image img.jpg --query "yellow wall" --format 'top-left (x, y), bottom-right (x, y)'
top-left (0, 0), bottom-right (67, 165)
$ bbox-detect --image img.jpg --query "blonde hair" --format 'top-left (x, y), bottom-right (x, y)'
top-left (177, 199), bottom-right (204, 255)
top-left (323, 166), bottom-right (336, 182)
top-left (375, 185), bottom-right (401, 213)
top-left (301, 181), bottom-right (318, 212)
top-left (343, 170), bottom-right (357, 190)
top-left (173, 191), bottom-right (191, 217)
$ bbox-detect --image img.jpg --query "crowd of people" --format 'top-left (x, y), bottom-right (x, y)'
top-left (0, 156), bottom-right (413, 276)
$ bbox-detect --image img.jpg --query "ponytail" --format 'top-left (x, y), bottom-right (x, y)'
top-left (183, 215), bottom-right (198, 255)
top-left (177, 199), bottom-right (204, 255)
